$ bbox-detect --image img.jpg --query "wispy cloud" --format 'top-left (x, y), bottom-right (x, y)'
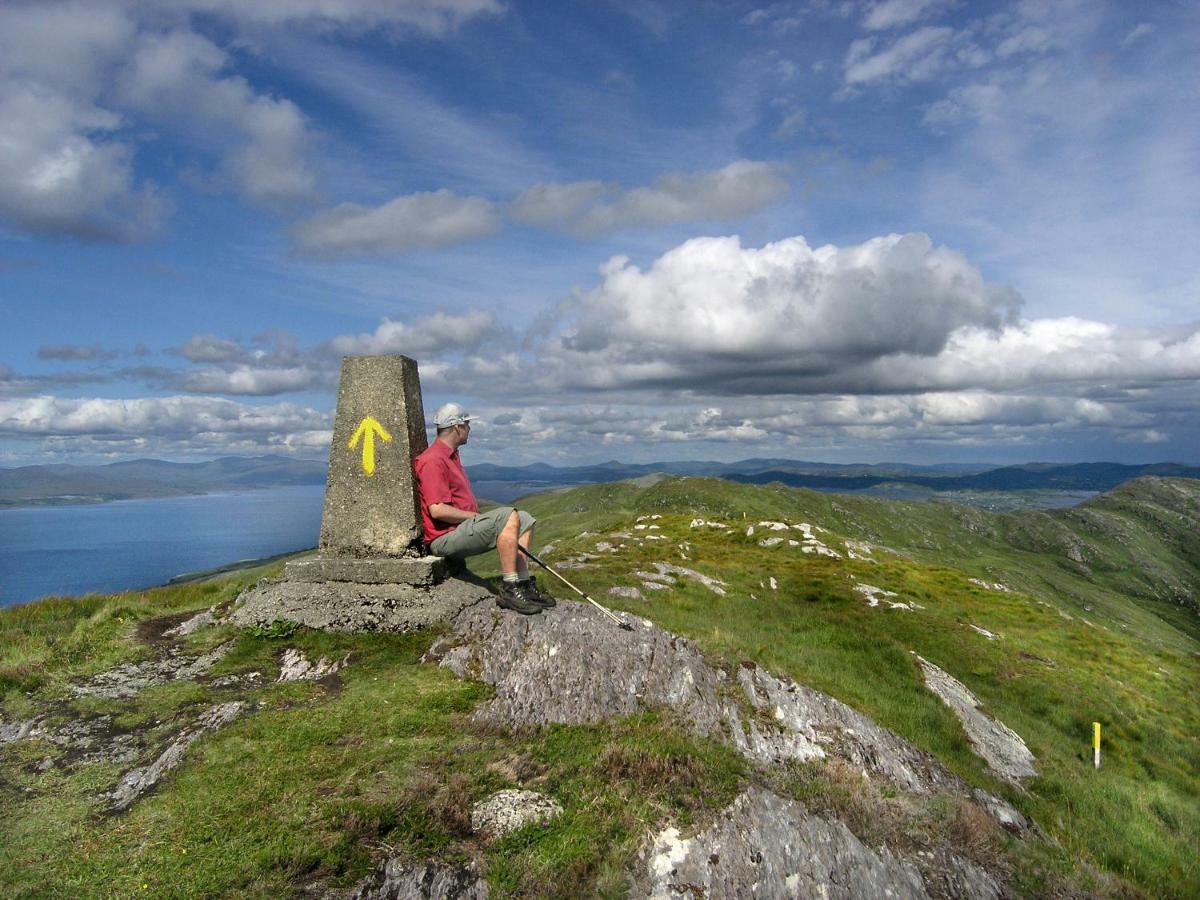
top-left (510, 161), bottom-right (789, 237)
top-left (176, 0), bottom-right (504, 36)
top-left (862, 0), bottom-right (952, 32)
top-left (290, 190), bottom-right (502, 259)
top-left (0, 0), bottom-right (505, 241)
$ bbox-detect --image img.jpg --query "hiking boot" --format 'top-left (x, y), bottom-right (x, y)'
top-left (497, 581), bottom-right (543, 615)
top-left (523, 576), bottom-right (557, 608)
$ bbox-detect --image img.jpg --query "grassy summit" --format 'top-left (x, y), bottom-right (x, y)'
top-left (1, 477), bottom-right (1196, 898)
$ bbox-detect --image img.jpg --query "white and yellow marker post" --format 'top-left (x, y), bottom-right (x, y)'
top-left (1093, 722), bottom-right (1101, 769)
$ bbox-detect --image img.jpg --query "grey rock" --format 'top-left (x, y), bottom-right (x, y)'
top-left (319, 355), bottom-right (427, 557)
top-left (427, 601), bottom-right (1030, 837)
top-left (919, 851), bottom-right (1006, 900)
top-left (211, 671), bottom-right (263, 688)
top-left (29, 714), bottom-right (141, 767)
top-left (967, 579), bottom-right (1012, 593)
top-left (916, 655), bottom-right (1038, 784)
top-left (108, 702), bottom-right (243, 812)
top-left (425, 601), bottom-right (728, 736)
top-left (350, 858), bottom-right (488, 899)
top-left (643, 562), bottom-right (726, 595)
top-left (470, 789), bottom-right (562, 838)
top-left (632, 786), bottom-right (930, 899)
top-left (609, 586), bottom-right (644, 600)
top-left (971, 788), bottom-right (1031, 833)
top-left (555, 554), bottom-right (598, 570)
top-left (72, 641), bottom-right (236, 699)
top-left (0, 718), bottom-right (38, 745)
top-left (163, 607), bottom-right (217, 637)
top-left (634, 571), bottom-right (675, 585)
top-left (277, 648), bottom-right (347, 682)
top-left (735, 665), bottom-right (955, 794)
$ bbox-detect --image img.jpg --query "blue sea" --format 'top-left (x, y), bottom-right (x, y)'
top-left (0, 485), bottom-right (325, 608)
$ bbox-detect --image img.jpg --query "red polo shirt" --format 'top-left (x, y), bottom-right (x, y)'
top-left (413, 439), bottom-right (479, 543)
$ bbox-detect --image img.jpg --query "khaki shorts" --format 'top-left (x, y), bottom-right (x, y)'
top-left (429, 506), bottom-right (536, 559)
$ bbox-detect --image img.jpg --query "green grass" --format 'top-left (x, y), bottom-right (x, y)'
top-left (511, 477), bottom-right (1200, 897)
top-left (0, 559), bottom-right (749, 899)
top-left (2, 476), bottom-right (1198, 897)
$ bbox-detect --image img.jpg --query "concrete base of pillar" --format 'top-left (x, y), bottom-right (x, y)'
top-left (229, 561), bottom-right (493, 633)
top-left (284, 554), bottom-right (447, 587)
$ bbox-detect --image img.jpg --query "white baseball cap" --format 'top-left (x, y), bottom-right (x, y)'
top-left (433, 402), bottom-right (473, 428)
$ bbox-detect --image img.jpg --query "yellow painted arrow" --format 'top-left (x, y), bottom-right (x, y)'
top-left (348, 416), bottom-right (392, 476)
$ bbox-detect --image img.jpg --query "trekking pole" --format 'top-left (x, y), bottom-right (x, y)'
top-left (518, 545), bottom-right (634, 631)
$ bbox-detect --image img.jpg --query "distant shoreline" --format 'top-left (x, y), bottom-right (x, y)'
top-left (165, 548), bottom-right (315, 586)
top-left (0, 483), bottom-right (324, 511)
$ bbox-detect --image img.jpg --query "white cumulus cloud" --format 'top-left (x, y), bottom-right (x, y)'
top-left (0, 74), bottom-right (166, 240)
top-left (547, 232), bottom-right (1020, 391)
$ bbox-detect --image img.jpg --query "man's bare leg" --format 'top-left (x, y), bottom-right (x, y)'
top-left (516, 525), bottom-right (534, 579)
top-left (496, 510), bottom-right (521, 577)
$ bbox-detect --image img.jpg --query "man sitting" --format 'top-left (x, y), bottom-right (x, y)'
top-left (413, 402), bottom-right (555, 616)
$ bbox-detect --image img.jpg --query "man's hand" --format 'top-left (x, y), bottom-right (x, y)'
top-left (429, 503), bottom-right (476, 525)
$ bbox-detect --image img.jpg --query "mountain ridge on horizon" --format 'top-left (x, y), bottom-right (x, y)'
top-left (2, 454), bottom-right (1199, 508)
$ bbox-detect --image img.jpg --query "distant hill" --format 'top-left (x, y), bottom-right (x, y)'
top-left (0, 456), bottom-right (327, 506)
top-left (726, 461), bottom-right (1200, 494)
top-left (2, 454), bottom-right (1197, 508)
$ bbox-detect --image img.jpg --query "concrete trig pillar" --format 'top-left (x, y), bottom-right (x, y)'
top-left (230, 355), bottom-right (491, 633)
top-left (318, 354), bottom-right (427, 556)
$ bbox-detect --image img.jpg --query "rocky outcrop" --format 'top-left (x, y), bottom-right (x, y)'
top-left (108, 701), bottom-right (244, 812)
top-left (470, 789), bottom-right (562, 839)
top-left (426, 602), bottom-right (728, 736)
top-left (277, 648), bottom-right (348, 682)
top-left (633, 787), bottom-right (935, 899)
top-left (163, 607), bottom-right (218, 637)
top-left (733, 665), bottom-right (956, 795)
top-left (425, 600), bottom-right (1028, 833)
top-left (24, 714), bottom-right (140, 768)
top-left (71, 641), bottom-right (235, 699)
top-left (637, 562), bottom-right (727, 595)
top-left (349, 859), bottom-right (488, 899)
top-left (916, 655), bottom-right (1037, 785)
top-left (0, 718), bottom-right (37, 745)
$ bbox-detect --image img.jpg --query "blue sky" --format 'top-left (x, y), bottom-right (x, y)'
top-left (1, 0), bottom-right (1197, 467)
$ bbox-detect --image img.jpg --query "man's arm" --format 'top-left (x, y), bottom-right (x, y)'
top-left (428, 503), bottom-right (476, 525)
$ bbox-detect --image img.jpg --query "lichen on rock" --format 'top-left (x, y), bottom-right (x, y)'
top-left (633, 786), bottom-right (936, 899)
top-left (470, 789), bottom-right (562, 839)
